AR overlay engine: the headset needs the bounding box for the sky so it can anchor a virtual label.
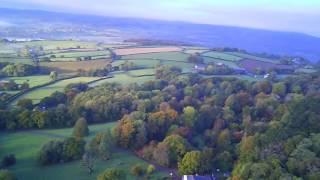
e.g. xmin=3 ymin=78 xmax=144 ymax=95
xmin=1 ymin=0 xmax=320 ymax=36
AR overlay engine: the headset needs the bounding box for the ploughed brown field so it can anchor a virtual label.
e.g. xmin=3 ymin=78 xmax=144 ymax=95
xmin=113 ymin=47 xmax=182 ymax=56
xmin=239 ymin=59 xmax=294 ymax=73
xmin=41 ymin=59 xmax=111 ymax=73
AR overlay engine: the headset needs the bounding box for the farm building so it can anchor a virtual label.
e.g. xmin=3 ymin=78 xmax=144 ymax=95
xmin=182 ymin=175 xmax=214 ymax=180
xmin=193 ymin=64 xmax=207 ymax=71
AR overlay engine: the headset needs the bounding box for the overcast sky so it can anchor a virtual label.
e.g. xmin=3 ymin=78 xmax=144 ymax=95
xmin=1 ymin=0 xmax=320 ymax=36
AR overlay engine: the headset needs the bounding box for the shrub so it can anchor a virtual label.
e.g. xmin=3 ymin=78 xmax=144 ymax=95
xmin=130 ymin=163 xmax=146 ymax=177
xmin=1 ymin=154 xmax=16 ymax=168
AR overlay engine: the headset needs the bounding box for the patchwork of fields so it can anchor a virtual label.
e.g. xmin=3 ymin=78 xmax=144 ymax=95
xmin=0 ymin=40 xmax=316 ymax=180
xmin=0 ymin=40 xmax=302 ymax=108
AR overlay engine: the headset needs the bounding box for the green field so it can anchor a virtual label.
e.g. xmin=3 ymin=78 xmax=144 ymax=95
xmin=112 ymin=59 xmax=160 ymax=68
xmin=202 ymin=51 xmax=243 ymax=61
xmin=0 ymin=57 xmax=33 ymax=64
xmin=183 ymin=48 xmax=209 ymax=54
xmin=127 ymin=69 xmax=156 ymax=76
xmin=227 ymin=52 xmax=279 ymax=63
xmin=11 ymin=77 xmax=101 ymax=105
xmin=203 ymin=57 xmax=240 ymax=68
xmin=41 ymin=50 xmax=110 ymax=60
xmin=0 ymin=122 xmax=166 ymax=180
xmin=89 ymin=73 xmax=155 ymax=87
xmin=201 ymin=74 xmax=258 ymax=81
xmin=122 ymin=52 xmax=189 ymax=62
xmin=19 ymin=40 xmax=98 ymax=50
xmin=3 ymin=75 xmax=52 ymax=88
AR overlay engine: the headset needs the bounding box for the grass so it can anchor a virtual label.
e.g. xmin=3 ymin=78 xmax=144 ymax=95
xmin=19 ymin=40 xmax=98 ymax=50
xmin=0 ymin=122 xmax=166 ymax=180
xmin=295 ymin=68 xmax=317 ymax=73
xmin=122 ymin=52 xmax=189 ymax=62
xmin=2 ymin=75 xmax=52 ymax=88
xmin=202 ymin=51 xmax=243 ymax=61
xmin=161 ymin=61 xmax=194 ymax=73
xmin=201 ymin=74 xmax=258 ymax=81
xmin=112 ymin=59 xmax=160 ymax=68
xmin=203 ymin=57 xmax=240 ymax=69
xmin=89 ymin=73 xmax=155 ymax=87
xmin=0 ymin=57 xmax=33 ymax=64
xmin=183 ymin=49 xmax=209 ymax=54
xmin=227 ymin=52 xmax=279 ymax=63
xmin=113 ymin=47 xmax=182 ymax=56
xmin=41 ymin=59 xmax=111 ymax=73
xmin=41 ymin=50 xmax=110 ymax=59
xmin=127 ymin=69 xmax=156 ymax=76
xmin=11 ymin=77 xmax=101 ymax=105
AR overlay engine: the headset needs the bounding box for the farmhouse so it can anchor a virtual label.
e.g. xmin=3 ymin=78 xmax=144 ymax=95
xmin=182 ymin=175 xmax=215 ymax=180
xmin=193 ymin=64 xmax=207 ymax=71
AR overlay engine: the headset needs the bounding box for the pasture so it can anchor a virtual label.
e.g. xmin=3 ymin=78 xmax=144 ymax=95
xmin=127 ymin=68 xmax=156 ymax=76
xmin=41 ymin=59 xmax=111 ymax=73
xmin=202 ymin=51 xmax=243 ymax=61
xmin=19 ymin=40 xmax=98 ymax=50
xmin=239 ymin=59 xmax=294 ymax=73
xmin=183 ymin=49 xmax=209 ymax=54
xmin=112 ymin=59 xmax=160 ymax=68
xmin=2 ymin=75 xmax=52 ymax=88
xmin=89 ymin=73 xmax=155 ymax=87
xmin=0 ymin=122 xmax=166 ymax=180
xmin=41 ymin=50 xmax=110 ymax=61
xmin=227 ymin=52 xmax=279 ymax=63
xmin=203 ymin=57 xmax=240 ymax=69
xmin=122 ymin=52 xmax=189 ymax=62
xmin=113 ymin=47 xmax=182 ymax=56
xmin=11 ymin=77 xmax=101 ymax=104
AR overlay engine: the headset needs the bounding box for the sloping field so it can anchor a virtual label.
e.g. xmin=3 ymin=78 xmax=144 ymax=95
xmin=184 ymin=49 xmax=209 ymax=54
xmin=203 ymin=51 xmax=243 ymax=61
xmin=114 ymin=47 xmax=182 ymax=56
xmin=227 ymin=52 xmax=279 ymax=63
xmin=112 ymin=59 xmax=160 ymax=68
xmin=42 ymin=50 xmax=110 ymax=59
xmin=122 ymin=52 xmax=189 ymax=62
xmin=0 ymin=57 xmax=33 ymax=64
xmin=41 ymin=59 xmax=111 ymax=73
xmin=203 ymin=57 xmax=240 ymax=68
xmin=11 ymin=77 xmax=101 ymax=104
xmin=127 ymin=69 xmax=156 ymax=76
xmin=89 ymin=73 xmax=154 ymax=87
xmin=239 ymin=59 xmax=294 ymax=73
xmin=19 ymin=40 xmax=98 ymax=50
xmin=3 ymin=75 xmax=51 ymax=88
xmin=0 ymin=122 xmax=166 ymax=180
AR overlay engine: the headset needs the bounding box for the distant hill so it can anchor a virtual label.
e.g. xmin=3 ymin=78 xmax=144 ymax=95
xmin=0 ymin=8 xmax=320 ymax=62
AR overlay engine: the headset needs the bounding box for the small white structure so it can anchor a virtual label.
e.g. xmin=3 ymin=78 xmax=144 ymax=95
xmin=264 ymin=73 xmax=270 ymax=79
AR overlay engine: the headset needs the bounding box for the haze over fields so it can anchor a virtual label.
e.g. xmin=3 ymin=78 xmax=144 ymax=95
xmin=0 ymin=8 xmax=320 ymax=62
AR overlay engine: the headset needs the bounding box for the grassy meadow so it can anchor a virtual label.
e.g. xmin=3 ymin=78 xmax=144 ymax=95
xmin=11 ymin=77 xmax=101 ymax=105
xmin=0 ymin=122 xmax=167 ymax=180
xmin=202 ymin=51 xmax=243 ymax=61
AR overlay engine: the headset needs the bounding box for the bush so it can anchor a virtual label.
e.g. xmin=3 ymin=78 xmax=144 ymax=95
xmin=146 ymin=164 xmax=156 ymax=175
xmin=38 ymin=137 xmax=85 ymax=165
xmin=0 ymin=169 xmax=17 ymax=180
xmin=130 ymin=163 xmax=146 ymax=177
xmin=17 ymin=99 xmax=33 ymax=110
xmin=1 ymin=154 xmax=16 ymax=168
xmin=72 ymin=118 xmax=89 ymax=138
xmin=97 ymin=168 xmax=126 ymax=180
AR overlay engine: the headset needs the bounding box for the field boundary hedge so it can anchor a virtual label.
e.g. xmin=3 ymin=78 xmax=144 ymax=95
xmin=5 ymin=75 xmax=79 ymax=106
